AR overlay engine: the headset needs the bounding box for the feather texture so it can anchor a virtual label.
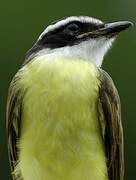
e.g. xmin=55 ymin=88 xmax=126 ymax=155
xmin=99 ymin=69 xmax=124 ymax=180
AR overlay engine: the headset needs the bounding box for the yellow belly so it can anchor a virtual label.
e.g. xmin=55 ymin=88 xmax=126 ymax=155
xmin=16 ymin=57 xmax=108 ymax=180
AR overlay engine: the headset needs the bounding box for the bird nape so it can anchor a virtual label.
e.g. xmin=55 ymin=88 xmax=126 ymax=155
xmin=7 ymin=16 xmax=133 ymax=180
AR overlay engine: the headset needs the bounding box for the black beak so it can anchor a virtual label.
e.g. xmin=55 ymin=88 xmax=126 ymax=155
xmin=77 ymin=21 xmax=133 ymax=39
xmin=102 ymin=21 xmax=133 ymax=36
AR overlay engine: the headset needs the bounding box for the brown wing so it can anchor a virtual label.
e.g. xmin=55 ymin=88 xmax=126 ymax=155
xmin=99 ymin=69 xmax=124 ymax=180
xmin=6 ymin=74 xmax=23 ymax=179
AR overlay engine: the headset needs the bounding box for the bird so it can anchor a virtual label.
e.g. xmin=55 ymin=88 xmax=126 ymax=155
xmin=7 ymin=16 xmax=133 ymax=180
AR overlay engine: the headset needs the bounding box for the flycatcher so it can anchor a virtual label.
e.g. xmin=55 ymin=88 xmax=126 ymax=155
xmin=7 ymin=16 xmax=133 ymax=180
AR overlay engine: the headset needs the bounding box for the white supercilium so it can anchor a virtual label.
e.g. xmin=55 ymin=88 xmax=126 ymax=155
xmin=38 ymin=16 xmax=103 ymax=40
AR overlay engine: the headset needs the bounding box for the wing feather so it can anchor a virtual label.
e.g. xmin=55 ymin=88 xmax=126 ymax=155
xmin=99 ymin=69 xmax=124 ymax=180
xmin=6 ymin=74 xmax=23 ymax=179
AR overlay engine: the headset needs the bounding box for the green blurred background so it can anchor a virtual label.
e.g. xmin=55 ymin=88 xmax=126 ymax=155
xmin=0 ymin=0 xmax=135 ymax=179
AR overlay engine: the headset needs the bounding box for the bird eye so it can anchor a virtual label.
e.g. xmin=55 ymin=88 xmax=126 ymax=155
xmin=66 ymin=23 xmax=79 ymax=33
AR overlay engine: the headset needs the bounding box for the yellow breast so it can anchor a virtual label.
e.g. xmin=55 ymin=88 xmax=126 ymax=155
xmin=16 ymin=57 xmax=108 ymax=180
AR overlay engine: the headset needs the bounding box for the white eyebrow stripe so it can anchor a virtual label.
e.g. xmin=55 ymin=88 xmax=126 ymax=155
xmin=38 ymin=16 xmax=103 ymax=40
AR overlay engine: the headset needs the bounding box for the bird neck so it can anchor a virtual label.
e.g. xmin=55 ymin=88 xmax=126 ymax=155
xmin=27 ymin=38 xmax=114 ymax=67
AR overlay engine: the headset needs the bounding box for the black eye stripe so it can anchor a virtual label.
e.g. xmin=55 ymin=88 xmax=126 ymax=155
xmin=35 ymin=20 xmax=105 ymax=53
xmin=38 ymin=21 xmax=105 ymax=47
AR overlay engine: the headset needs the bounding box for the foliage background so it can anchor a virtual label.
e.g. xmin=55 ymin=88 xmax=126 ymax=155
xmin=0 ymin=0 xmax=135 ymax=179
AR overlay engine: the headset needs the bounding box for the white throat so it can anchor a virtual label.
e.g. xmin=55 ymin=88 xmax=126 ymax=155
xmin=34 ymin=38 xmax=115 ymax=67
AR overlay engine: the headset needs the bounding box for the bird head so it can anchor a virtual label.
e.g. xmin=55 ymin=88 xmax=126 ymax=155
xmin=26 ymin=16 xmax=133 ymax=67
